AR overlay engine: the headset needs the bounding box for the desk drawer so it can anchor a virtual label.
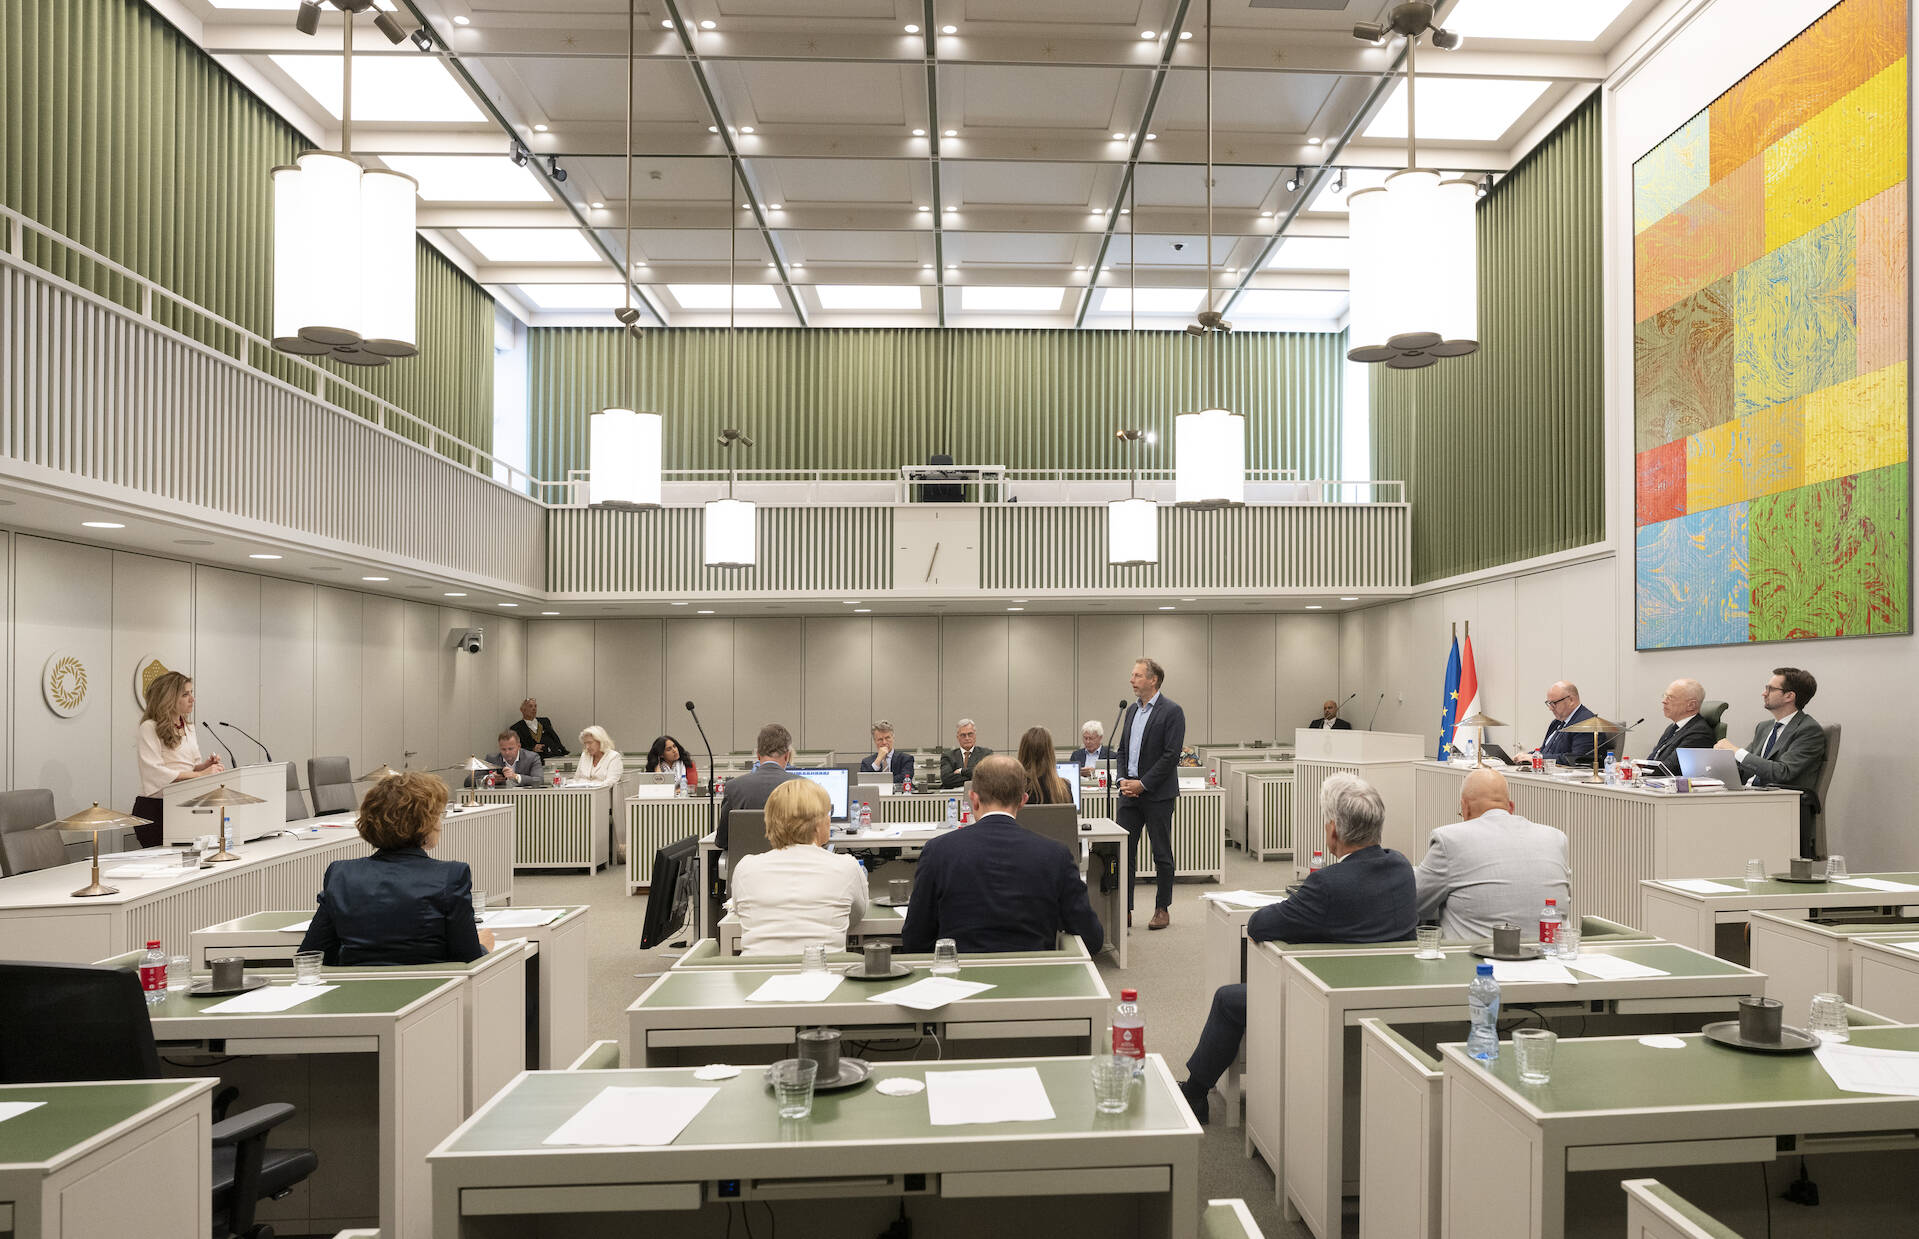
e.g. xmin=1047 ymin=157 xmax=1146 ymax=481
xmin=942 ymin=1167 xmax=1169 ymax=1197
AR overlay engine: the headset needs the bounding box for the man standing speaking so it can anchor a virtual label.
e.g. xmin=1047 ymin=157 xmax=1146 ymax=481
xmin=1115 ymin=657 xmax=1186 ymax=931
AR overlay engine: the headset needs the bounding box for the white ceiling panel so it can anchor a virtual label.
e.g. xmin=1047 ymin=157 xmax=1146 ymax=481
xmin=566 ymin=157 xmax=737 ymax=203
xmin=1363 ymin=77 xmax=1553 ymax=143
xmin=780 ymin=231 xmax=923 ymax=263
xmin=943 ymin=162 xmax=1107 ymax=207
xmin=944 ymin=233 xmax=1081 ymax=265
xmin=632 ymin=229 xmax=773 ymax=262
xmin=459 ymin=228 xmax=600 ymax=262
xmin=1232 ymin=289 xmax=1350 ymax=318
xmin=1265 ymin=234 xmax=1349 ymax=270
xmin=513 ymin=283 xmax=628 ymax=310
xmin=729 ymin=62 xmax=914 ymax=126
xmin=749 ymin=159 xmax=922 ymax=205
xmin=510 ymin=58 xmax=709 ymax=124
xmin=380 ymin=155 xmax=552 ymax=202
xmin=1133 ymin=163 xmax=1284 ymax=209
xmin=959 ymin=286 xmax=1069 ymax=312
xmin=1151 ymin=69 xmax=1342 ymax=134
xmin=959 ymin=0 xmax=1155 ymax=22
xmin=945 ymin=66 xmax=1138 ymax=130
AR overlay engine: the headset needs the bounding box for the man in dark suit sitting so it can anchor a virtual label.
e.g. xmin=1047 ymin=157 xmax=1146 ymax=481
xmin=509 ymin=698 xmax=569 ymax=760
xmin=468 ymin=730 xmax=544 ymax=787
xmin=1538 ymin=680 xmax=1607 ymax=766
xmin=901 ymin=756 xmax=1104 ymax=955
xmin=718 ymin=722 xmax=802 ymax=851
xmin=938 ymin=719 xmax=993 ymax=789
xmin=859 ymin=720 xmax=915 ymax=786
xmin=1306 ymin=699 xmax=1352 ymax=730
xmin=1116 ymin=657 xmax=1187 ymax=930
xmin=1717 ymin=667 xmax=1829 ymax=857
xmin=1178 ymin=773 xmax=1416 ymax=1122
xmin=1646 ymin=678 xmax=1716 ymax=772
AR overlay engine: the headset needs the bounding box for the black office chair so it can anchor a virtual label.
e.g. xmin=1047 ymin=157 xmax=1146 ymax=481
xmin=725 ymin=809 xmax=773 ymax=877
xmin=920 ymin=453 xmax=965 ymax=503
xmin=0 ymin=962 xmax=318 ymax=1239
xmin=0 ymin=788 xmax=63 ymax=877
xmin=1016 ymin=803 xmax=1082 ymax=853
xmin=306 ymin=756 xmax=355 ymax=815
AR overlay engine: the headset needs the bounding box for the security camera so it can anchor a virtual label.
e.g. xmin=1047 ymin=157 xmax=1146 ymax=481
xmin=1171 ymin=242 xmax=1185 ymax=251
xmin=449 ymin=627 xmax=485 ymax=654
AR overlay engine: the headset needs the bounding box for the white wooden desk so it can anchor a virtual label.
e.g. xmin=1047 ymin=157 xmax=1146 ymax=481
xmin=464 ymin=783 xmax=612 ymax=873
xmin=1200 ymin=892 xmax=1289 ymax=1129
xmin=1416 ymin=763 xmax=1801 ymax=924
xmin=1640 ymin=872 xmax=1919 ymax=954
xmin=1747 ymin=909 xmax=1919 ymax=1018
xmin=428 ymin=1054 xmax=1200 ymax=1239
xmin=670 ymin=937 xmax=1091 ymax=970
xmin=1852 ymin=935 xmax=1919 ymax=1022
xmin=150 ymin=976 xmax=465 ymax=1239
xmin=0 ymin=1078 xmax=213 ymax=1239
xmin=0 ymin=806 xmax=513 ymax=963
xmin=715 ymin=903 xmax=906 ymax=955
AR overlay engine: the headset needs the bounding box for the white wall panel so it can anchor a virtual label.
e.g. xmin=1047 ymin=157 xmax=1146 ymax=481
xmin=1144 ymin=614 xmax=1210 ymax=742
xmin=360 ymin=595 xmax=406 ymax=775
xmin=314 ymin=589 xmax=364 ymax=773
xmin=941 ymin=617 xmax=1010 ymax=752
xmin=110 ymin=551 xmax=191 ymax=812
xmin=1076 ymin=615 xmax=1142 ymax=743
xmin=733 ymin=619 xmax=803 ymax=753
xmin=593 ymin=620 xmax=664 ymax=762
xmin=191 ymin=568 xmax=261 ymax=761
xmin=257 ymin=578 xmax=315 ymax=783
xmin=666 ymin=620 xmax=737 ymax=756
xmin=14 ymin=537 xmax=111 ymax=815
xmin=1209 ymin=615 xmax=1278 ymax=744
xmin=1006 ymin=616 xmax=1077 ymax=751
xmin=871 ymin=619 xmax=938 ymax=750
xmin=440 ymin=607 xmax=481 ymax=773
xmin=484 ymin=618 xmax=528 ymax=758
xmin=402 ymin=603 xmax=442 ymax=775
xmin=802 ymin=618 xmax=873 ymax=755
xmin=526 ymin=620 xmax=595 ymax=752
xmin=1275 ymin=615 xmax=1344 ymax=740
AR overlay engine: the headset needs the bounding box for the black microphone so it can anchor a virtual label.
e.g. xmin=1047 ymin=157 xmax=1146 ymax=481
xmin=1108 ymin=698 xmax=1129 ymax=793
xmin=685 ymin=699 xmax=720 ymax=927
xmin=684 ymin=701 xmax=716 ymax=795
xmin=1336 ymin=691 xmax=1356 ymax=713
xmin=1365 ymin=691 xmax=1386 ymax=730
xmin=218 ymin=720 xmax=273 ymax=763
xmin=204 ymin=722 xmax=238 ymax=768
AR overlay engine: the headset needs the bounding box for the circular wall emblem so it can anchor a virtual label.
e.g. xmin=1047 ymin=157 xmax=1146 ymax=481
xmin=134 ymin=654 xmax=173 ymax=708
xmin=43 ymin=651 xmax=89 ymax=718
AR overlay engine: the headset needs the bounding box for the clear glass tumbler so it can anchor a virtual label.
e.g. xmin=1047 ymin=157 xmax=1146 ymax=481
xmin=1513 ymin=1028 xmax=1557 ymax=1083
xmin=292 ymin=950 xmax=324 ymax=986
xmin=1809 ymin=992 xmax=1849 ymax=1042
xmin=931 ymin=938 xmax=960 ymax=975
xmin=1556 ymin=926 xmax=1581 ymax=959
xmin=801 ymin=944 xmax=828 ymax=974
xmin=166 ymin=955 xmax=192 ymax=991
xmin=1414 ymin=925 xmax=1444 ymax=960
xmin=1744 ymin=858 xmax=1767 ymax=885
xmin=1825 ymin=855 xmax=1849 ymax=880
xmin=472 ymin=889 xmax=488 ymax=923
xmin=1090 ymin=1056 xmax=1133 ymax=1114
xmin=771 ymin=1058 xmax=819 ymax=1119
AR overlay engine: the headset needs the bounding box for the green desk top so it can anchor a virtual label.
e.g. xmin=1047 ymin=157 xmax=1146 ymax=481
xmin=200 ymin=910 xmax=314 ymax=932
xmin=1637 ymin=1183 xmax=1741 ymax=1239
xmin=637 ymin=962 xmax=1100 ymax=1009
xmin=1659 ymin=874 xmax=1919 ymax=897
xmin=1201 ymin=1201 xmax=1254 ymax=1239
xmin=1468 ymin=1026 xmax=1919 ymax=1114
xmin=149 ymin=976 xmax=453 ymax=1020
xmin=0 ymin=1080 xmax=206 ymax=1165
xmin=1296 ymin=942 xmax=1751 ymax=991
xmin=444 ymin=1056 xmax=1187 ymax=1152
xmin=679 ymin=947 xmax=1084 ymax=969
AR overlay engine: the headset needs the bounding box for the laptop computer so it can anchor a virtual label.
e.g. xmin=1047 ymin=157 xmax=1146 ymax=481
xmin=1677 ymin=748 xmax=1742 ymax=785
xmin=647 ymin=770 xmax=676 ymax=785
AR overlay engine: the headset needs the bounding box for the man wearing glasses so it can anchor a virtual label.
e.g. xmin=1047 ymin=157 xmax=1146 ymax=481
xmin=1537 ymin=681 xmax=1602 ymax=766
xmin=1716 ymin=668 xmax=1828 ymax=858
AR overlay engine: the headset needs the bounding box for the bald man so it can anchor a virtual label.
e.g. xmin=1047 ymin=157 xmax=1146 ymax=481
xmin=1537 ymin=680 xmax=1602 ymax=766
xmin=1306 ymin=699 xmax=1352 ymax=730
xmin=1413 ymin=769 xmax=1570 ymax=942
xmin=1646 ymin=679 xmax=1715 ymax=772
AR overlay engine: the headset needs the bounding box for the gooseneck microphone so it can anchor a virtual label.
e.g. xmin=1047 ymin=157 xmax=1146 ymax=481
xmin=1108 ymin=698 xmax=1130 ymax=794
xmin=218 ymin=720 xmax=274 ymax=763
xmin=1364 ymin=691 xmax=1386 ymax=730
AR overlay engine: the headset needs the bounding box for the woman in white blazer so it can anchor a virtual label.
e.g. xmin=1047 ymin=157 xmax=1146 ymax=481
xmin=576 ymin=726 xmax=624 ymax=784
xmin=728 ymin=779 xmax=869 ymax=956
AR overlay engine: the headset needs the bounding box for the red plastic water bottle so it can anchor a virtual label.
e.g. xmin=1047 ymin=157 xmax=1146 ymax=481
xmin=1112 ymin=988 xmax=1145 ymax=1061
xmin=139 ymin=941 xmax=166 ymax=1006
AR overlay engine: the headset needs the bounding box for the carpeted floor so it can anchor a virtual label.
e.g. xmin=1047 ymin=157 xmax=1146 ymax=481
xmin=514 ymin=841 xmax=1328 ymax=1238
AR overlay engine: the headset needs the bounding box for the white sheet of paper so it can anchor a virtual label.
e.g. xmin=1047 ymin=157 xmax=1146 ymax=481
xmin=482 ymin=908 xmax=565 ymax=929
xmin=1891 ymin=941 xmax=1919 ymax=958
xmin=873 ymin=976 xmax=995 ymax=1011
xmin=542 ymin=1085 xmax=719 ymax=1146
xmin=870 ymin=904 xmax=902 ymax=919
xmin=1199 ymin=890 xmax=1287 ymax=908
xmin=1661 ymin=878 xmax=1745 ymax=894
xmin=1561 ymin=954 xmax=1670 ymax=980
xmin=203 ymin=984 xmax=338 ymax=1014
xmin=746 ymin=973 xmax=843 ymax=1003
xmin=0 ymin=1101 xmax=46 ymax=1123
xmin=279 ymin=919 xmax=312 ymax=933
xmin=924 ymin=1066 xmax=1055 ymax=1126
xmin=101 ymin=863 xmax=184 ymax=879
xmin=1814 ymin=1042 xmax=1919 ymax=1097
xmin=1490 ymin=959 xmax=1578 ymax=984
xmin=1832 ymin=877 xmax=1919 ymax=893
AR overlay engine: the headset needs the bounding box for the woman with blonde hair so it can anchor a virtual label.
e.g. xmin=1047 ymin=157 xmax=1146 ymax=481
xmin=1017 ymin=726 xmax=1072 ymax=805
xmin=131 ymin=670 xmax=223 ymax=847
xmin=727 ymin=779 xmax=869 ymax=956
xmin=299 ymin=771 xmax=494 ymax=965
xmin=576 ymin=726 xmax=624 ymax=783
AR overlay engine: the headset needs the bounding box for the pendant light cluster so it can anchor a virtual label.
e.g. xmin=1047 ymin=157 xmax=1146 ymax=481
xmin=1346 ymin=3 xmax=1477 ymax=368
xmin=702 ymin=166 xmax=757 ymax=568
xmin=589 ymin=1 xmax=663 ymax=507
xmin=272 ymin=1 xmax=417 ymax=365
xmin=1173 ymin=0 xmax=1246 ymax=509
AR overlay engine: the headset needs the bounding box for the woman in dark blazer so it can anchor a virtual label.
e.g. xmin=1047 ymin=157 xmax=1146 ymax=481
xmin=299 ymin=772 xmax=494 ymax=966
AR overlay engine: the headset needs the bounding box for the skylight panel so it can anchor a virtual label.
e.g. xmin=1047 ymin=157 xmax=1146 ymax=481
xmin=669 ymin=284 xmax=783 ymax=310
xmin=960 ymin=287 xmax=1066 ymax=312
xmin=1265 ymin=237 xmax=1350 ymax=271
xmin=515 ymin=284 xmax=628 ymax=310
xmin=1232 ymin=290 xmax=1350 ymax=319
xmin=379 ymin=156 xmax=550 ymax=203
xmin=1096 ymin=288 xmax=1202 ymax=314
xmin=815 ymin=285 xmax=925 ymax=310
xmin=1445 ymin=0 xmax=1636 ymax=43
xmin=458 ymin=229 xmax=600 ymax=263
xmin=1363 ymin=78 xmax=1552 ymax=143
xmin=270 ymin=54 xmax=485 ymax=123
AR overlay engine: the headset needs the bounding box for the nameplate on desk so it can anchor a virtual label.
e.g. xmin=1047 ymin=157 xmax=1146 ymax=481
xmin=1177 ymin=777 xmax=1207 ymax=790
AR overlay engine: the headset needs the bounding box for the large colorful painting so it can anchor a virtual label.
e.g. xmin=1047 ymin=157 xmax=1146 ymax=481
xmin=1633 ymin=0 xmax=1910 ymax=649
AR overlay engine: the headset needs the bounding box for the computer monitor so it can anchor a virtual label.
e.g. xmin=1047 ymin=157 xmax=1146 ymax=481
xmin=1054 ymin=763 xmax=1084 ymax=811
xmin=789 ymin=768 xmax=851 ymax=822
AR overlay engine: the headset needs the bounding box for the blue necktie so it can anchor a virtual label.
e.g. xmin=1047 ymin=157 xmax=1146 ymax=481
xmin=1762 ymin=720 xmax=1784 ymax=759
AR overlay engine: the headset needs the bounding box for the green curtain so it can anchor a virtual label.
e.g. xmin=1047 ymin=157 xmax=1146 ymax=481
xmin=0 ymin=0 xmax=494 ymax=457
xmin=1371 ymin=94 xmax=1604 ymax=582
xmin=528 ymin=327 xmax=1347 ymax=480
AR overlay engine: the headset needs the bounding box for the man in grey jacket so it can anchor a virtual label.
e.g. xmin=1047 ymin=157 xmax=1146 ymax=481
xmin=1413 ymin=768 xmax=1570 ymax=941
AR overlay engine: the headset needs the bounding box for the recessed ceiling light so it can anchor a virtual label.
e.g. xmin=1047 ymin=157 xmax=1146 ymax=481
xmin=940 ymin=24 xmax=956 ymax=34
xmin=452 ymin=13 xmax=469 ymax=24
xmin=944 ymin=205 xmax=957 ymax=213
xmin=738 ymin=125 xmax=754 ymax=134
xmin=911 ymin=128 xmax=926 ymax=136
xmin=361 ymin=576 xmax=389 ymax=581
xmin=532 ymin=123 xmax=548 ymax=133
xmin=1180 ymin=31 xmax=1193 ymax=39
xmin=541 ymin=611 xmax=559 ymax=615
xmin=1260 ymin=210 xmax=1273 ymax=217
xmin=696 ymin=609 xmax=715 ymax=615
xmin=632 ymin=262 xmax=648 ymax=270
xmin=699 ymin=19 xmax=715 ymax=29
xmin=1074 ymin=265 xmax=1086 ymax=271
xmin=1119 ymin=207 xmax=1130 ymax=215
xmin=942 ymin=129 xmax=957 ymax=137
xmin=903 ymin=23 xmax=919 ymax=33
xmin=917 ymin=205 xmax=930 ymax=212
xmin=1307 ymin=136 xmax=1322 ymax=146
xmin=767 ymin=262 xmax=777 ymax=269
xmin=791 ymin=263 xmax=804 ymax=270
xmin=444 ymin=592 xmax=466 ymax=597
xmin=661 ymin=18 xmax=673 ymax=27
xmin=590 ymin=201 xmax=604 ymax=209
xmin=922 ymin=263 xmax=933 ymax=269
xmin=1159 ymin=606 xmax=1176 ymax=611
xmin=1305 ymin=604 xmax=1323 ymax=610
xmin=768 ymin=203 xmax=782 ymax=211
xmin=1090 ymin=207 xmax=1103 ymax=215
xmin=1340 ymin=596 xmax=1359 ymax=601
xmin=842 ymin=599 xmax=861 ymax=605
xmin=1145 ymin=133 xmax=1157 ymax=141
xmin=945 ymin=264 xmax=957 ymax=270
xmin=854 ymin=608 xmax=872 ymax=613
xmin=1140 ymin=30 xmax=1156 ymax=39
xmin=672 ymin=601 xmax=689 ymax=606
xmin=1181 ymin=597 xmax=1197 ymax=602
xmin=708 ymin=125 xmax=719 ymax=133
xmin=498 ymin=602 xmax=518 ymax=607
xmin=1007 ymin=606 xmax=1024 ymax=612
xmin=81 ymin=521 xmax=125 ymax=529
xmin=1113 ymin=132 xmax=1127 ymax=140
xmin=174 ymin=539 xmax=214 ymax=546
xmin=248 ymin=553 xmax=282 ymax=560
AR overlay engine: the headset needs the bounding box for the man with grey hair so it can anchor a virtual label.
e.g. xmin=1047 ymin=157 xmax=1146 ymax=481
xmin=1646 ymin=678 xmax=1713 ymax=772
xmin=1176 ymin=772 xmax=1416 ymax=1123
xmin=938 ymin=718 xmax=993 ymax=789
xmin=860 ymin=719 xmax=914 ymax=786
xmin=1068 ymin=720 xmax=1115 ymax=770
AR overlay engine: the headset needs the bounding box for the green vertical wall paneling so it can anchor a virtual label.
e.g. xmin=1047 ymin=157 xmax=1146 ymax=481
xmin=1370 ymin=94 xmax=1604 ymax=582
xmin=0 ymin=0 xmax=493 ymax=457
xmin=528 ymin=327 xmax=1347 ymax=479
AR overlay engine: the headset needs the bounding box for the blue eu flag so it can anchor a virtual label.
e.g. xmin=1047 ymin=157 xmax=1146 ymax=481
xmin=1437 ymin=636 xmax=1462 ymax=760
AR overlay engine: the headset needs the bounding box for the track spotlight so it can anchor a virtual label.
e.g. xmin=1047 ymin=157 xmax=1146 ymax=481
xmin=509 ymin=143 xmax=529 ymax=168
xmin=1331 ymin=167 xmax=1346 ymax=193
xmin=1431 ymin=26 xmax=1463 ymax=50
xmin=1285 ymin=166 xmax=1300 ymax=193
xmin=614 ymin=306 xmax=642 ymax=326
xmin=1351 ymin=20 xmax=1386 ymax=44
xmin=372 ymin=10 xmax=407 ymax=43
xmin=294 ymin=0 xmax=321 ymax=35
xmin=409 ymin=25 xmax=434 ymax=52
xmin=547 ymin=156 xmax=567 ymax=182
xmin=1477 ymin=172 xmax=1494 ymax=198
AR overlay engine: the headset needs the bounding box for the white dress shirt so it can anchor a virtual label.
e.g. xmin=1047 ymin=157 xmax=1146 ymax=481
xmin=136 ymin=719 xmax=205 ymax=797
xmin=728 ymin=844 xmax=871 ymax=956
xmin=577 ymin=750 xmax=624 ymax=784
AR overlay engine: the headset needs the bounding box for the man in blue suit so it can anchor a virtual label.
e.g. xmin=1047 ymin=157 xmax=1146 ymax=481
xmin=901 ymin=756 xmax=1104 ymax=955
xmin=1177 ymin=773 xmax=1416 ymax=1122
xmin=1115 ymin=657 xmax=1187 ymax=929
xmin=858 ymin=720 xmax=915 ymax=786
xmin=1538 ymin=680 xmax=1609 ymax=767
